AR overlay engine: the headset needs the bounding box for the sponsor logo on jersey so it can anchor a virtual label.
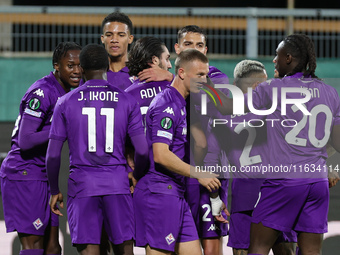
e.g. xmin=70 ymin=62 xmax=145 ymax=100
xmin=207 ymin=224 xmax=220 ymax=231
xmin=24 ymin=108 xmax=42 ymax=118
xmin=33 ymin=88 xmax=45 ymax=98
xmin=160 ymin=117 xmax=173 ymax=130
xmin=157 ymin=130 xmax=173 ymax=140
xmin=165 ymin=233 xmax=175 ymax=245
xmin=182 ymin=127 xmax=187 ymax=135
xmin=163 ymin=107 xmax=174 ymax=115
xmin=181 ymin=109 xmax=185 ymax=116
xmin=33 ymin=218 xmax=43 ymax=230
xmin=28 ymin=98 xmax=41 ymax=110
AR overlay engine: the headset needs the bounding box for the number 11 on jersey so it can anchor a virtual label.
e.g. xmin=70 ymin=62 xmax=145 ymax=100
xmin=82 ymin=107 xmax=114 ymax=153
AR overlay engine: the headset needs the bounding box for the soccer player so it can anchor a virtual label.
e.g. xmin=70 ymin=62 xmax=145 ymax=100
xmin=213 ymin=60 xmax=297 ymax=255
xmin=175 ymin=25 xmax=230 ymax=255
xmin=205 ymin=34 xmax=340 ymax=255
xmin=133 ymin=49 xmax=223 ymax=255
xmin=46 ymin=44 xmax=149 ymax=255
xmin=125 ymin=36 xmax=172 ymax=127
xmin=0 ymin=41 xmax=82 ymax=255
xmin=101 ymin=11 xmax=135 ymax=89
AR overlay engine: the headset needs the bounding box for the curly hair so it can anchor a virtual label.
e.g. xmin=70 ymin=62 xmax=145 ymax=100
xmin=283 ymin=34 xmax=318 ymax=78
xmin=52 ymin=42 xmax=82 ymax=67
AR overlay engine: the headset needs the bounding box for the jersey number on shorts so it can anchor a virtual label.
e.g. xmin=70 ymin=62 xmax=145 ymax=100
xmin=82 ymin=107 xmax=114 ymax=153
xmin=285 ymin=104 xmax=332 ymax=147
xmin=202 ymin=204 xmax=212 ymax=222
xmin=234 ymin=124 xmax=262 ymax=166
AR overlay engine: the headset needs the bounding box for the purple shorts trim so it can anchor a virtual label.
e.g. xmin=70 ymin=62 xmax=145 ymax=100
xmin=252 ymin=180 xmax=329 ymax=234
xmin=1 ymin=177 xmax=50 ymax=235
xmin=134 ymin=185 xmax=198 ymax=252
xmin=185 ymin=179 xmax=229 ymax=238
xmin=67 ymin=194 xmax=134 ymax=245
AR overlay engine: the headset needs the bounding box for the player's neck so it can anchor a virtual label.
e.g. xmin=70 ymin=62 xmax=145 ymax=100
xmin=83 ymin=71 xmax=107 ymax=82
xmin=109 ymin=55 xmax=127 ymax=72
xmin=171 ymin=77 xmax=189 ymax=99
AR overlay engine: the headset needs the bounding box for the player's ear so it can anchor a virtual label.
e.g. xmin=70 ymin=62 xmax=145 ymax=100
xmin=152 ymin=56 xmax=159 ymax=66
xmin=54 ymin=62 xmax=59 ymax=72
xmin=204 ymin=46 xmax=208 ymax=55
xmin=286 ymin=53 xmax=293 ymax=64
xmin=100 ymin=34 xmax=105 ymax=44
xmin=178 ymin=67 xmax=185 ymax=80
xmin=174 ymin=43 xmax=181 ymax=55
xmin=252 ymin=81 xmax=260 ymax=90
xmin=128 ymin=34 xmax=134 ymax=44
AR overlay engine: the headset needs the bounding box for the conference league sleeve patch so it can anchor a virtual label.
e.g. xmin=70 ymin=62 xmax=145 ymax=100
xmin=24 ymin=98 xmax=42 ymax=117
xmin=160 ymin=117 xmax=173 ymax=130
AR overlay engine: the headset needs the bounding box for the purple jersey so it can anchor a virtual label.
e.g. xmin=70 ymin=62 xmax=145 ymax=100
xmin=49 ymin=79 xmax=144 ymax=197
xmin=125 ymin=79 xmax=170 ymax=126
xmin=250 ymin=73 xmax=340 ymax=185
xmin=210 ymin=112 xmax=267 ymax=212
xmin=107 ymin=67 xmax=134 ymax=91
xmin=0 ymin=72 xmax=66 ymax=181
xmin=143 ymin=86 xmax=187 ymax=196
xmin=187 ymin=66 xmax=229 ymax=183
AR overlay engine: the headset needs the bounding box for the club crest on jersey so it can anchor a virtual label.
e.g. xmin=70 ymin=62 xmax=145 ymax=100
xmin=160 ymin=117 xmax=173 ymax=130
xmin=33 ymin=88 xmax=45 ymax=98
xmin=33 ymin=218 xmax=43 ymax=230
xmin=165 ymin=233 xmax=175 ymax=245
xmin=163 ymin=107 xmax=174 ymax=115
xmin=29 ymin=98 xmax=41 ymax=110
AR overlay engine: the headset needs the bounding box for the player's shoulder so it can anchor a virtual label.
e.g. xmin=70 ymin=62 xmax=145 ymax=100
xmin=151 ymin=87 xmax=184 ymax=114
xmin=208 ymin=65 xmax=228 ymax=79
xmin=24 ymin=72 xmax=60 ymax=100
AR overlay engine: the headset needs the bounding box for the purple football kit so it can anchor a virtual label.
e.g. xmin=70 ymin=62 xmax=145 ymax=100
xmin=210 ymin=111 xmax=296 ymax=248
xmin=134 ymin=86 xmax=198 ymax=251
xmin=48 ymin=79 xmax=144 ymax=245
xmin=107 ymin=67 xmax=135 ymax=91
xmin=125 ymin=79 xmax=170 ymax=126
xmin=186 ymin=66 xmax=229 ymax=238
xmin=249 ymin=73 xmax=340 ymax=234
xmin=0 ymin=72 xmax=63 ymax=235
xmin=80 ymin=66 xmax=134 ymax=90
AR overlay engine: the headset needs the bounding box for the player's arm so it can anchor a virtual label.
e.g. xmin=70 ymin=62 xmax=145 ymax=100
xmin=153 ymin=142 xmax=221 ymax=192
xmin=138 ymin=63 xmax=174 ymax=83
xmin=329 ymin=127 xmax=340 ymax=187
xmin=18 ymin=116 xmax=50 ymax=151
xmin=46 ymin=138 xmax=64 ymax=216
xmin=190 ymin=120 xmax=207 ymax=167
xmin=130 ymin=134 xmax=149 ymax=181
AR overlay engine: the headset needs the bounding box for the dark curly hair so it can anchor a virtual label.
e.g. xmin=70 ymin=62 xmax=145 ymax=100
xmin=52 ymin=42 xmax=82 ymax=67
xmin=127 ymin=36 xmax=166 ymax=76
xmin=283 ymin=34 xmax=318 ymax=78
xmin=80 ymin=44 xmax=109 ymax=71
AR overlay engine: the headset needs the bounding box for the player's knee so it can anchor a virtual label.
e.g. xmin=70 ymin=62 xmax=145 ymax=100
xmin=203 ymin=245 xmax=219 ymax=255
xmin=45 ymin=243 xmax=62 ymax=255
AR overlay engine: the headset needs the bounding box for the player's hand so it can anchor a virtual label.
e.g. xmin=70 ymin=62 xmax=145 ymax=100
xmin=126 ymin=153 xmax=135 ymax=171
xmin=214 ymin=202 xmax=230 ymax=223
xmin=138 ymin=64 xmax=173 ymax=82
xmin=128 ymin=171 xmax=138 ymax=194
xmin=196 ymin=172 xmax=221 ymax=192
xmin=210 ymin=195 xmax=229 ymax=223
xmin=328 ymin=170 xmax=340 ymax=188
xmin=49 ymin=192 xmax=64 ymax=216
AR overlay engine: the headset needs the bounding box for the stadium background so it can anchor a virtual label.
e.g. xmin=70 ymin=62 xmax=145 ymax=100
xmin=1 ymin=2 xmax=340 ymax=254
